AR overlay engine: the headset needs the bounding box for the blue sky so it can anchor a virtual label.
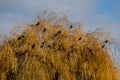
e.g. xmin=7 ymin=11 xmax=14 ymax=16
xmin=98 ymin=0 xmax=120 ymax=21
xmin=0 ymin=0 xmax=120 ymax=40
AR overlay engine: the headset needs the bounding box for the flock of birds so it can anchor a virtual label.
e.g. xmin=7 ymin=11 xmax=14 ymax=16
xmin=1 ymin=20 xmax=111 ymax=80
xmin=17 ymin=21 xmax=109 ymax=54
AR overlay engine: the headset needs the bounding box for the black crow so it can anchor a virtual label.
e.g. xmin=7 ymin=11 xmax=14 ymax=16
xmin=57 ymin=30 xmax=61 ymax=34
xmin=84 ymin=58 xmax=87 ymax=62
xmin=18 ymin=35 xmax=25 ymax=40
xmin=54 ymin=30 xmax=61 ymax=37
xmin=36 ymin=22 xmax=39 ymax=26
xmin=70 ymin=49 xmax=74 ymax=53
xmin=28 ymin=43 xmax=30 ymax=45
xmin=40 ymin=45 xmax=44 ymax=48
xmin=47 ymin=45 xmax=51 ymax=48
xmin=70 ymin=25 xmax=73 ymax=29
xmin=78 ymin=37 xmax=82 ymax=41
xmin=88 ymin=48 xmax=92 ymax=53
xmin=32 ymin=44 xmax=35 ymax=49
xmin=53 ymin=69 xmax=59 ymax=80
xmin=41 ymin=61 xmax=45 ymax=64
xmin=43 ymin=28 xmax=46 ymax=33
xmin=101 ymin=45 xmax=105 ymax=48
xmin=104 ymin=40 xmax=108 ymax=43
xmin=41 ymin=42 xmax=44 ymax=44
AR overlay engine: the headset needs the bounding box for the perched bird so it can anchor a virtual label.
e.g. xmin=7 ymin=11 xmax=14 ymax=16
xmin=32 ymin=44 xmax=35 ymax=49
xmin=101 ymin=44 xmax=105 ymax=48
xmin=28 ymin=43 xmax=30 ymax=45
xmin=78 ymin=37 xmax=82 ymax=41
xmin=36 ymin=22 xmax=40 ymax=26
xmin=84 ymin=58 xmax=87 ymax=62
xmin=41 ymin=42 xmax=44 ymax=44
xmin=54 ymin=34 xmax=58 ymax=37
xmin=54 ymin=30 xmax=61 ymax=37
xmin=53 ymin=69 xmax=59 ymax=80
xmin=41 ymin=61 xmax=45 ymax=64
xmin=43 ymin=28 xmax=46 ymax=33
xmin=104 ymin=40 xmax=108 ymax=43
xmin=40 ymin=45 xmax=43 ymax=48
xmin=70 ymin=25 xmax=73 ymax=29
xmin=47 ymin=45 xmax=51 ymax=48
xmin=18 ymin=35 xmax=25 ymax=40
xmin=57 ymin=30 xmax=61 ymax=34
xmin=70 ymin=49 xmax=74 ymax=53
xmin=88 ymin=48 xmax=94 ymax=54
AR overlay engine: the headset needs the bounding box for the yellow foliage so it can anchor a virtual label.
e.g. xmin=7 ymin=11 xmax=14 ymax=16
xmin=0 ymin=11 xmax=119 ymax=80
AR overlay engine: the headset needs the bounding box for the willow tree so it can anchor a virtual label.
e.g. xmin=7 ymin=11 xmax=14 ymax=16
xmin=0 ymin=10 xmax=119 ymax=80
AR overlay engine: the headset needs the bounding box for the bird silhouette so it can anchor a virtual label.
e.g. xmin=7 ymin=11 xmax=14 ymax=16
xmin=101 ymin=44 xmax=105 ymax=48
xmin=84 ymin=58 xmax=87 ymax=62
xmin=70 ymin=25 xmax=73 ymax=29
xmin=53 ymin=69 xmax=59 ymax=80
xmin=54 ymin=30 xmax=61 ymax=37
xmin=18 ymin=35 xmax=25 ymax=40
xmin=41 ymin=42 xmax=44 ymax=44
xmin=78 ymin=37 xmax=82 ymax=41
xmin=104 ymin=40 xmax=108 ymax=43
xmin=58 ymin=30 xmax=61 ymax=34
xmin=47 ymin=45 xmax=51 ymax=48
xmin=43 ymin=28 xmax=46 ymax=33
xmin=32 ymin=44 xmax=35 ymax=49
xmin=28 ymin=43 xmax=30 ymax=45
xmin=36 ymin=22 xmax=39 ymax=26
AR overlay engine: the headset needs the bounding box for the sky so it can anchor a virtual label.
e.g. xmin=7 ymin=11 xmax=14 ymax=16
xmin=0 ymin=0 xmax=120 ymax=41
